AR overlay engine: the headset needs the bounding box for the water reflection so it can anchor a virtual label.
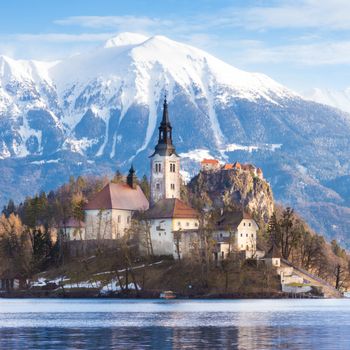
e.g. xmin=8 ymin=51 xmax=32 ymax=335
xmin=0 ymin=324 xmax=349 ymax=350
xmin=0 ymin=299 xmax=350 ymax=349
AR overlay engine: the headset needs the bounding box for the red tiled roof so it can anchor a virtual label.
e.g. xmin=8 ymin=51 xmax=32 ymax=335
xmin=217 ymin=210 xmax=256 ymax=229
xmin=223 ymin=163 xmax=233 ymax=170
xmin=201 ymin=158 xmax=219 ymax=165
xmin=233 ymin=162 xmax=241 ymax=169
xmin=243 ymin=211 xmax=253 ymax=220
xmin=144 ymin=198 xmax=198 ymax=219
xmin=84 ymin=183 xmax=149 ymax=211
xmin=257 ymin=168 xmax=263 ymax=173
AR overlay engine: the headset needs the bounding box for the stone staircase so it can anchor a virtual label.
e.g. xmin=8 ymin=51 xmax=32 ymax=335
xmin=281 ymin=259 xmax=342 ymax=298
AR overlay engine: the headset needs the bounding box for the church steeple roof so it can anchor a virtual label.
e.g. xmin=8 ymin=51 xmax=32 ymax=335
xmin=161 ymin=95 xmax=170 ymax=126
xmin=150 ymin=95 xmax=178 ymax=157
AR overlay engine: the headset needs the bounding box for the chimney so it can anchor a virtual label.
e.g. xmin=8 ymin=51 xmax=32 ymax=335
xmin=127 ymin=165 xmax=137 ymax=189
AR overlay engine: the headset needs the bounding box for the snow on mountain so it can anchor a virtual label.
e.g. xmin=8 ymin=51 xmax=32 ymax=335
xmin=0 ymin=32 xmax=299 ymax=159
xmin=1 ymin=33 xmax=350 ymax=245
xmin=303 ymin=87 xmax=350 ymax=115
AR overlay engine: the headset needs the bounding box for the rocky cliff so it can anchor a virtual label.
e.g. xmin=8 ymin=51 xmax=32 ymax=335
xmin=188 ymin=168 xmax=274 ymax=222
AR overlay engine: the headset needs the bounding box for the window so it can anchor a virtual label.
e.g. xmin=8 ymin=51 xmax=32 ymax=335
xmin=156 ymin=183 xmax=160 ymax=190
xmin=195 ymin=222 xmax=198 ymax=227
xmin=240 ymin=233 xmax=242 ymax=237
xmin=251 ymin=233 xmax=254 ymax=237
xmin=178 ymin=222 xmax=181 ymax=226
xmin=170 ymin=163 xmax=176 ymax=172
xmin=186 ymin=222 xmax=189 ymax=227
xmin=171 ymin=183 xmax=175 ymax=190
xmin=155 ymin=163 xmax=162 ymax=173
xmin=117 ymin=215 xmax=121 ymax=223
xmin=243 ymin=222 xmax=246 ymax=226
xmin=249 ymin=223 xmax=251 ymax=227
xmin=246 ymin=234 xmax=248 ymax=237
xmin=127 ymin=216 xmax=130 ymax=224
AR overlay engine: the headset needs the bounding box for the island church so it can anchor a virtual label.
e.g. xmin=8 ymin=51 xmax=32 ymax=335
xmin=61 ymin=97 xmax=259 ymax=260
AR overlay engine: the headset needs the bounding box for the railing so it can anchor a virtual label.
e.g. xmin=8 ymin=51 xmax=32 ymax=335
xmin=281 ymin=258 xmax=339 ymax=293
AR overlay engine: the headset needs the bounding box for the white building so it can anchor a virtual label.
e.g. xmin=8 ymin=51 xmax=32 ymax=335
xmin=150 ymin=97 xmax=181 ymax=205
xmin=143 ymin=96 xmax=201 ymax=258
xmin=144 ymin=198 xmax=199 ymax=258
xmin=84 ymin=167 xmax=149 ymax=240
xmin=59 ymin=218 xmax=85 ymax=240
xmin=213 ymin=211 xmax=261 ymax=260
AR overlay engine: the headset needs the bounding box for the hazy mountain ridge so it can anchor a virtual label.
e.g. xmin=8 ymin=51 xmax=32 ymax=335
xmin=0 ymin=33 xmax=350 ymax=245
xmin=303 ymin=87 xmax=350 ymax=114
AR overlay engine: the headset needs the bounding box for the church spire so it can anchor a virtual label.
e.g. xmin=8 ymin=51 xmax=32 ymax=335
xmin=127 ymin=164 xmax=137 ymax=189
xmin=151 ymin=94 xmax=177 ymax=157
xmin=161 ymin=94 xmax=170 ymax=126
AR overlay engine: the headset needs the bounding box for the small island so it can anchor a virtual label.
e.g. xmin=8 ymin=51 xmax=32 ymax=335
xmin=0 ymin=98 xmax=347 ymax=299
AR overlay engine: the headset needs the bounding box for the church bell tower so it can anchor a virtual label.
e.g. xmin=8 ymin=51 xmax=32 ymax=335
xmin=150 ymin=96 xmax=181 ymax=205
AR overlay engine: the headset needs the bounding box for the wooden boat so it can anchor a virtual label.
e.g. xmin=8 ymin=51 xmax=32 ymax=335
xmin=160 ymin=290 xmax=176 ymax=299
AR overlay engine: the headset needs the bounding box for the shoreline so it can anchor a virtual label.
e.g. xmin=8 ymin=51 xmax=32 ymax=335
xmin=0 ymin=290 xmax=326 ymax=299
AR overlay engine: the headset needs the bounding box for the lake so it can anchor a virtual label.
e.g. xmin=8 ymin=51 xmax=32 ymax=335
xmin=0 ymin=298 xmax=349 ymax=349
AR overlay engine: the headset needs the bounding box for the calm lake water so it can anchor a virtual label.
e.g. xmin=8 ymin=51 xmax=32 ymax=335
xmin=0 ymin=298 xmax=350 ymax=349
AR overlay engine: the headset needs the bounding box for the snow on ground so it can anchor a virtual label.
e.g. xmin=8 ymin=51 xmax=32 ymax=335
xmin=100 ymin=280 xmax=141 ymax=294
xmin=63 ymin=280 xmax=102 ymax=289
xmin=223 ymin=143 xmax=282 ymax=153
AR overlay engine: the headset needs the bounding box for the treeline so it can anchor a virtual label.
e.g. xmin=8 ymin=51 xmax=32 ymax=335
xmin=267 ymin=206 xmax=350 ymax=290
xmin=1 ymin=170 xmax=349 ymax=292
xmin=0 ymin=172 xmax=149 ymax=281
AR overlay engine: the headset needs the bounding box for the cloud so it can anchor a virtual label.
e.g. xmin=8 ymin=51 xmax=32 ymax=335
xmin=241 ymin=41 xmax=350 ymax=65
xmin=224 ymin=0 xmax=350 ymax=30
xmin=54 ymin=15 xmax=173 ymax=32
xmin=8 ymin=32 xmax=114 ymax=43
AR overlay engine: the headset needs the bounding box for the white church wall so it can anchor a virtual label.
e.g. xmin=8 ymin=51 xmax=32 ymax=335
xmin=85 ymin=209 xmax=133 ymax=240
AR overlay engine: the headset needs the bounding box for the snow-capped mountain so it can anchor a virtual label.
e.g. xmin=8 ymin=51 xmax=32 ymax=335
xmin=303 ymin=87 xmax=350 ymax=114
xmin=1 ymin=32 xmax=350 ymax=246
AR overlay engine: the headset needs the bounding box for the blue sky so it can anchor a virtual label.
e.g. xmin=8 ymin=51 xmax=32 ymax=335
xmin=1 ymin=0 xmax=350 ymax=92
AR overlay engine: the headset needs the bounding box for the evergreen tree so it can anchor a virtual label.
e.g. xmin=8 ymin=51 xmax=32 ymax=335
xmin=2 ymin=199 xmax=16 ymax=218
xmin=139 ymin=175 xmax=150 ymax=200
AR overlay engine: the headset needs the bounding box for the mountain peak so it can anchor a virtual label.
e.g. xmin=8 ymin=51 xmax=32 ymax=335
xmin=103 ymin=32 xmax=149 ymax=48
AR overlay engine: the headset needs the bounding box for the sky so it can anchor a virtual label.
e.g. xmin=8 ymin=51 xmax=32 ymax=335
xmin=1 ymin=0 xmax=350 ymax=92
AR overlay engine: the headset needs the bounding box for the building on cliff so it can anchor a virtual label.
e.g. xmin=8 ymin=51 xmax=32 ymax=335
xmin=201 ymin=159 xmax=221 ymax=171
xmin=201 ymin=159 xmax=264 ymax=179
